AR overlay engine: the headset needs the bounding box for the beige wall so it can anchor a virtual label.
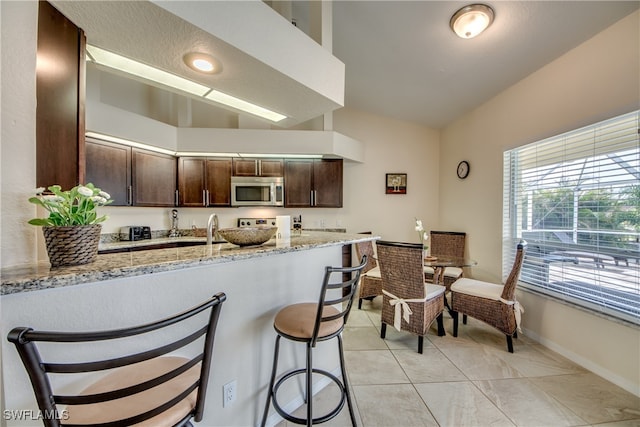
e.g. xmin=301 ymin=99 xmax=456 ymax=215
xmin=440 ymin=10 xmax=640 ymax=395
xmin=1 ymin=1 xmax=38 ymax=268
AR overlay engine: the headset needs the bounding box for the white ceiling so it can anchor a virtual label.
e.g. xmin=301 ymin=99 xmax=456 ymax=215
xmin=326 ymin=1 xmax=639 ymax=128
xmin=51 ymin=1 xmax=639 ymax=130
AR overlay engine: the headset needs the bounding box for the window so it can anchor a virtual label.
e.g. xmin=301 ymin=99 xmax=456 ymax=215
xmin=503 ymin=111 xmax=639 ymax=325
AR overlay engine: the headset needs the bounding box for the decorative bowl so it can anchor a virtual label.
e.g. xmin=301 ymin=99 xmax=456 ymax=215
xmin=218 ymin=226 xmax=277 ymax=246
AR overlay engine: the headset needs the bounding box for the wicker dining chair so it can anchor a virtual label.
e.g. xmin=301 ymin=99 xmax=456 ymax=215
xmin=355 ymin=240 xmax=383 ymax=309
xmin=451 ymin=241 xmax=527 ymax=353
xmin=424 ymin=231 xmax=467 ymax=290
xmin=8 ymin=293 xmax=226 ymax=427
xmin=376 ymin=241 xmax=445 ymax=354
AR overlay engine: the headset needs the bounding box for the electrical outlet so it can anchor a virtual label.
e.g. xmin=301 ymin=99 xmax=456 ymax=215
xmin=223 ymin=380 xmax=236 ymax=408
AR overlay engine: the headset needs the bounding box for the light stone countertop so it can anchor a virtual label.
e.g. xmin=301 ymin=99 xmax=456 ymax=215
xmin=1 ymin=231 xmax=378 ymax=295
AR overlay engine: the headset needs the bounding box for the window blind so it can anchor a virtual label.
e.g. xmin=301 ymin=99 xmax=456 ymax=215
xmin=503 ymin=110 xmax=639 ymax=325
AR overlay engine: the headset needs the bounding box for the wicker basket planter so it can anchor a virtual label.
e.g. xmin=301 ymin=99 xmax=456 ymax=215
xmin=42 ymin=224 xmax=102 ymax=267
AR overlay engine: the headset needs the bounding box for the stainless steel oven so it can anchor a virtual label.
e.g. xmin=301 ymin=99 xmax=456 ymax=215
xmin=231 ymin=176 xmax=284 ymax=207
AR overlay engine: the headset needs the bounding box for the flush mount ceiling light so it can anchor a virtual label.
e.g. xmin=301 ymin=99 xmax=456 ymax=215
xmin=86 ymin=45 xmax=286 ymax=122
xmin=450 ymin=4 xmax=494 ymax=39
xmin=183 ymin=52 xmax=222 ymax=74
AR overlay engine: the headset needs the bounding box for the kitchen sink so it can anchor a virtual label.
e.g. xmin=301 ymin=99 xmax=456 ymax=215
xmin=98 ymin=240 xmax=227 ymax=254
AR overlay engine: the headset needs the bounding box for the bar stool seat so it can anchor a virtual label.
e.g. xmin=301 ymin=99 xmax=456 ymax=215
xmin=274 ymin=303 xmax=342 ymax=339
xmin=65 ymin=356 xmax=199 ymax=426
xmin=261 ymin=257 xmax=368 ymax=427
xmin=8 ymin=293 xmax=226 ymax=427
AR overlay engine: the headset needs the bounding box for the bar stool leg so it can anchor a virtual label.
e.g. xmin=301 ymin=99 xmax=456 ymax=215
xmin=338 ymin=334 xmax=357 ymax=426
xmin=260 ymin=335 xmax=282 ymax=427
xmin=306 ymin=342 xmax=313 ymax=427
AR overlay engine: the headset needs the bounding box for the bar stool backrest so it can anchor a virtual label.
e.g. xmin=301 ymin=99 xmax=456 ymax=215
xmin=7 ymin=292 xmax=226 ymax=427
xmin=311 ymin=256 xmax=368 ymax=347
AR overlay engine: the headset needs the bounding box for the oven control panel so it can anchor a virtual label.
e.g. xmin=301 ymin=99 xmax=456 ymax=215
xmin=237 ymin=218 xmax=277 ymax=227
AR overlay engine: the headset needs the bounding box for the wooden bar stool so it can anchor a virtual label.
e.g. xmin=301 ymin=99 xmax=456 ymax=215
xmin=7 ymin=292 xmax=226 ymax=427
xmin=260 ymin=256 xmax=368 ymax=427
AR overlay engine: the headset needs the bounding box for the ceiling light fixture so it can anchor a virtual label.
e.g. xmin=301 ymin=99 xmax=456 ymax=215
xmin=450 ymin=4 xmax=494 ymax=39
xmin=183 ymin=52 xmax=221 ymax=74
xmin=86 ymin=45 xmax=286 ymax=122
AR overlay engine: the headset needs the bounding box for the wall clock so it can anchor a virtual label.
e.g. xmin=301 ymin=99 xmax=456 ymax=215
xmin=457 ymin=160 xmax=470 ymax=179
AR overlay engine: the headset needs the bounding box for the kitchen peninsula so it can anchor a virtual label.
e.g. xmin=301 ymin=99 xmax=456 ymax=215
xmin=1 ymin=231 xmax=378 ymax=427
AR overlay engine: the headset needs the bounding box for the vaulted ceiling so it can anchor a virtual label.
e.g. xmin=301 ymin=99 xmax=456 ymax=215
xmin=52 ymin=1 xmax=639 ymax=130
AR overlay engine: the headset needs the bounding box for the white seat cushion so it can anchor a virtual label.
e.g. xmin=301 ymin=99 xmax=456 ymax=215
xmin=364 ymin=266 xmax=381 ymax=278
xmin=425 ymin=283 xmax=446 ymax=299
xmin=451 ymin=277 xmax=503 ymax=301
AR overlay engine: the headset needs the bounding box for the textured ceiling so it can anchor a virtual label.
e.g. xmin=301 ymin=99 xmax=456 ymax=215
xmin=51 ymin=1 xmax=639 ymax=130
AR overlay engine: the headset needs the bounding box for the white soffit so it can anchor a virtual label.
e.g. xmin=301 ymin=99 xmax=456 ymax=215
xmin=176 ymin=128 xmax=364 ymax=163
xmin=50 ymin=0 xmax=345 ymax=127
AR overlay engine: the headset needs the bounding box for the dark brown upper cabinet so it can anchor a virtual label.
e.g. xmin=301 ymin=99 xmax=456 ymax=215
xmin=132 ymin=149 xmax=177 ymax=207
xmin=86 ymin=139 xmax=177 ymax=207
xmin=178 ymin=157 xmax=232 ymax=207
xmin=36 ymin=1 xmax=86 ymax=189
xmin=284 ymin=159 xmax=343 ymax=208
xmin=85 ymin=139 xmax=131 ymax=206
xmin=232 ymin=158 xmax=283 ymax=177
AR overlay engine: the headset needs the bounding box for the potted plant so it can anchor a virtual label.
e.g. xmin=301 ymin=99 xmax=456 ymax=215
xmin=29 ymin=184 xmax=112 ymax=267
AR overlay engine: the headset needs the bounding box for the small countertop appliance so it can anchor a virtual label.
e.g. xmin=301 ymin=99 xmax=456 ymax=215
xmin=120 ymin=226 xmax=152 ymax=241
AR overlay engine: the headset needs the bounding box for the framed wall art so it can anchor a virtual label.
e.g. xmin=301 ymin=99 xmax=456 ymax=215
xmin=385 ymin=173 xmax=407 ymax=194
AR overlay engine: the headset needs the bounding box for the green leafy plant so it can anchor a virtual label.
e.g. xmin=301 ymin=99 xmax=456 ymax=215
xmin=28 ymin=184 xmax=112 ymax=226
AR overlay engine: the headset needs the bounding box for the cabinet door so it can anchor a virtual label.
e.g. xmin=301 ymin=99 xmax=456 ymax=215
xmin=132 ymin=149 xmax=177 ymax=207
xmin=258 ymin=159 xmax=284 ymax=177
xmin=178 ymin=158 xmax=206 ymax=207
xmin=36 ymin=1 xmax=86 ymax=189
xmin=284 ymin=160 xmax=313 ymax=207
xmin=86 ymin=140 xmax=131 ymax=206
xmin=313 ymin=159 xmax=343 ymax=208
xmin=206 ymin=158 xmax=232 ymax=206
xmin=233 ymin=158 xmax=283 ymax=176
xmin=232 ymin=159 xmax=258 ymax=176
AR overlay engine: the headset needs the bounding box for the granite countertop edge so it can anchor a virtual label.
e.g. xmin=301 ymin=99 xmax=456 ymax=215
xmin=1 ymin=232 xmax=379 ymax=296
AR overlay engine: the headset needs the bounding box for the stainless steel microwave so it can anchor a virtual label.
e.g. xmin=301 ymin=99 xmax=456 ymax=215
xmin=231 ymin=176 xmax=284 ymax=207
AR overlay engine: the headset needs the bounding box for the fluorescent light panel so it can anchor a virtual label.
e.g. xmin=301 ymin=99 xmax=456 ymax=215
xmin=85 ymin=132 xmax=176 ymax=155
xmin=86 ymin=45 xmax=287 ymax=122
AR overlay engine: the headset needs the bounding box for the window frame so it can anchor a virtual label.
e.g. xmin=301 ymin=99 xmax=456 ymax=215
xmin=503 ymin=110 xmax=639 ymax=326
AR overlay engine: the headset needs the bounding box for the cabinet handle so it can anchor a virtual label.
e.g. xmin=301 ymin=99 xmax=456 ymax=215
xmin=203 ymin=190 xmax=207 ymax=207
xmin=310 ymin=190 xmax=314 ymax=206
xmin=127 ymin=186 xmax=132 ymax=206
xmin=256 ymin=159 xmax=260 ymax=176
xmin=206 ymin=190 xmax=210 ymax=206
xmin=314 ymin=190 xmax=318 ymax=207
xmin=175 ymin=190 xmax=179 ymax=207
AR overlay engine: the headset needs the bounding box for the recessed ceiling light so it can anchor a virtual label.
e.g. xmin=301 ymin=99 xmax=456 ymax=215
xmin=183 ymin=52 xmax=222 ymax=74
xmin=450 ymin=4 xmax=494 ymax=39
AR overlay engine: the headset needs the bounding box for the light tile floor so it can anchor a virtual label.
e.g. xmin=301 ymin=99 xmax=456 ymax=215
xmin=277 ymin=297 xmax=640 ymax=427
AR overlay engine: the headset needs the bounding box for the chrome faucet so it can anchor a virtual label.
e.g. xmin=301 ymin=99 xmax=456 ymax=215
xmin=207 ymin=213 xmax=220 ymax=245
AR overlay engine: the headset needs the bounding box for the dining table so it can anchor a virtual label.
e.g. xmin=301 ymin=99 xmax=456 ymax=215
xmin=424 ymin=254 xmax=477 ymax=311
